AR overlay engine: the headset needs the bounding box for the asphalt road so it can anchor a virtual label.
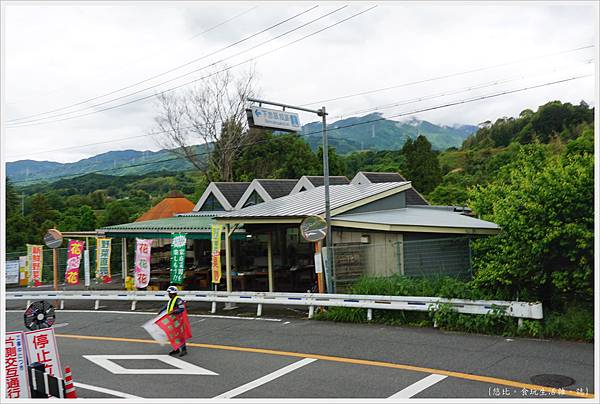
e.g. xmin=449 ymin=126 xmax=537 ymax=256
xmin=4 ymin=303 xmax=595 ymax=400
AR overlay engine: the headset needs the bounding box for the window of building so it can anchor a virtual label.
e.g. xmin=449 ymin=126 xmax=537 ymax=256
xmin=242 ymin=190 xmax=264 ymax=208
xmin=199 ymin=193 xmax=225 ymax=211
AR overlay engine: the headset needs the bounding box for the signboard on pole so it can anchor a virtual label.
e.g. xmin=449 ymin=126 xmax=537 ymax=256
xmin=135 ymin=239 xmax=152 ymax=288
xmin=246 ymin=106 xmax=301 ymax=132
xmin=65 ymin=240 xmax=84 ymax=285
xmin=211 ymin=224 xmax=223 ymax=284
xmin=5 ymin=331 xmax=30 ymax=398
xmin=24 ymin=328 xmax=63 ymax=378
xmin=27 ymin=244 xmax=43 ymax=287
xmin=314 ymin=252 xmax=323 ymax=274
xmin=6 ymin=260 xmax=20 ymax=284
xmin=170 ymin=234 xmax=187 ymax=285
xmin=96 ymin=238 xmax=112 ymax=283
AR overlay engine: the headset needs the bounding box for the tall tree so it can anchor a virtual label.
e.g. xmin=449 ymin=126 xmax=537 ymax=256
xmin=401 ymin=135 xmax=442 ymax=194
xmin=151 ymin=66 xmax=257 ymax=181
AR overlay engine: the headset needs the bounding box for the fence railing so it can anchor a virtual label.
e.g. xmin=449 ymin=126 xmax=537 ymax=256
xmin=6 ymin=290 xmax=543 ymax=325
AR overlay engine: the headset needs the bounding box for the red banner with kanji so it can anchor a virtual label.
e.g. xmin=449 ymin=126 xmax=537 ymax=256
xmin=27 ymin=244 xmax=43 ymax=287
xmin=65 ymin=239 xmax=84 ymax=285
xmin=154 ymin=307 xmax=192 ymax=350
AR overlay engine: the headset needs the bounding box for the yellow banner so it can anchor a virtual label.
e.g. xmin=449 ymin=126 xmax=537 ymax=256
xmin=211 ymin=225 xmax=223 ymax=284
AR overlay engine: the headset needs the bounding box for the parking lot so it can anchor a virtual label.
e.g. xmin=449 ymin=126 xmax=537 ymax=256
xmin=4 ymin=306 xmax=595 ymax=399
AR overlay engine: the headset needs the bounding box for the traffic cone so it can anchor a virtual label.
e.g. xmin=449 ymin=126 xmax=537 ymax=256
xmin=63 ymin=367 xmax=77 ymax=399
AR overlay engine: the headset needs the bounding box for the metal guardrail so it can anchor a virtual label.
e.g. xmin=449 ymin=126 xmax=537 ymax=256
xmin=5 ymin=290 xmax=543 ymax=325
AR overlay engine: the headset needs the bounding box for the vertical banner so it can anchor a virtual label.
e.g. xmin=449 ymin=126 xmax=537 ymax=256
xmin=211 ymin=224 xmax=223 ymax=284
xmin=5 ymin=331 xmax=30 ymax=399
xmin=96 ymin=238 xmax=112 ymax=283
xmin=27 ymin=244 xmax=43 ymax=287
xmin=19 ymin=256 xmax=28 ymax=286
xmin=135 ymin=238 xmax=153 ymax=289
xmin=84 ymin=250 xmax=91 ymax=287
xmin=24 ymin=328 xmax=63 ymax=378
xmin=170 ymin=234 xmax=187 ymax=285
xmin=65 ymin=239 xmax=84 ymax=285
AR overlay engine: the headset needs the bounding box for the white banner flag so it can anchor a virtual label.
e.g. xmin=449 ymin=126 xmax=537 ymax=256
xmin=5 ymin=331 xmax=30 ymax=399
xmin=24 ymin=328 xmax=63 ymax=378
xmin=142 ymin=314 xmax=169 ymax=346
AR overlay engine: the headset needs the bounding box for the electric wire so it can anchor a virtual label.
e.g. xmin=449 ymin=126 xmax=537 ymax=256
xmin=5 ymin=5 xmax=318 ymax=123
xmin=6 ymin=6 xmax=374 ymax=129
xmin=10 ymin=74 xmax=591 ymax=185
xmin=6 ymin=5 xmax=347 ymax=127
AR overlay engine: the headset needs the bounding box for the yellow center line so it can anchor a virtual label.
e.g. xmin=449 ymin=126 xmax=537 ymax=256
xmin=56 ymin=333 xmax=594 ymax=399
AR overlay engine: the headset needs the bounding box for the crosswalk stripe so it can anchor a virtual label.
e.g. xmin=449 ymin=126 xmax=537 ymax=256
xmin=388 ymin=374 xmax=448 ymax=398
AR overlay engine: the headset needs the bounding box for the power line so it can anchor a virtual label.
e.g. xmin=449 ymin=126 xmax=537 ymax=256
xmin=6 ymin=5 xmax=373 ymax=129
xmin=298 ymin=44 xmax=595 ymax=107
xmin=6 ymin=60 xmax=589 ymax=158
xmin=6 ymin=5 xmax=347 ymax=127
xmin=10 ymin=74 xmax=590 ymax=185
xmin=5 ymin=5 xmax=319 ymax=124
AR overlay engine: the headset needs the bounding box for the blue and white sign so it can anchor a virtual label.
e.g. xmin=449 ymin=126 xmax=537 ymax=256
xmin=248 ymin=106 xmax=301 ymax=132
xmin=6 ymin=260 xmax=20 ymax=284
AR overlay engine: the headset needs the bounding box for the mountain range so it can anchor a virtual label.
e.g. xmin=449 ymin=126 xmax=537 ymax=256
xmin=7 ymin=114 xmax=477 ymax=184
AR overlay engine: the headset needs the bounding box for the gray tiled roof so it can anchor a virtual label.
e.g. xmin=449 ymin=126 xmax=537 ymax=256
xmin=256 ymin=179 xmax=298 ymax=198
xmin=219 ymin=182 xmax=409 ymax=218
xmin=405 ymin=188 xmax=429 ymax=205
xmin=214 ymin=182 xmax=251 ymax=206
xmin=305 ymin=176 xmax=350 ymax=186
xmin=334 ymin=207 xmax=499 ymax=230
xmin=363 ymin=172 xmax=406 ymax=183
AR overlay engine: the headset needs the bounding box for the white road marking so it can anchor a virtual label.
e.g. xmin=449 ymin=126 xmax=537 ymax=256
xmin=213 ymin=358 xmax=317 ymax=399
xmin=7 ymin=309 xmax=282 ymax=321
xmin=83 ymin=354 xmax=218 ymax=375
xmin=388 ymin=374 xmax=447 ymax=398
xmin=73 ymin=382 xmax=142 ymax=399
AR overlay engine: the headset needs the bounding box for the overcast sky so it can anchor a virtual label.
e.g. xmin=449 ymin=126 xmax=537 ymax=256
xmin=1 ymin=1 xmax=597 ymax=163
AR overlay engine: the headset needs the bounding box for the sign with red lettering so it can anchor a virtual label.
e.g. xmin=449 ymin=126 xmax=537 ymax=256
xmin=24 ymin=328 xmax=63 ymax=378
xmin=4 ymin=331 xmax=30 ymax=399
xmin=65 ymin=239 xmax=84 ymax=285
xmin=27 ymin=244 xmax=44 ymax=287
xmin=134 ymin=238 xmax=152 ymax=289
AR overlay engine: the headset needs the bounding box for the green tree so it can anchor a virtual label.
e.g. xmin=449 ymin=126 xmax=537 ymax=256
xmin=233 ymin=132 xmax=319 ymax=180
xmin=317 ymin=145 xmax=346 ymax=176
xmin=401 ymin=135 xmax=442 ymax=194
xmin=78 ymin=205 xmax=98 ymax=230
xmin=5 ymin=178 xmax=21 ymax=217
xmin=100 ymin=201 xmax=132 ymax=227
xmin=89 ymin=190 xmax=107 ymax=209
xmin=468 ymin=144 xmax=594 ymax=308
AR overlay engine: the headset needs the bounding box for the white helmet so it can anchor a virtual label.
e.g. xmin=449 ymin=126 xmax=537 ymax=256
xmin=166 ymin=286 xmax=178 ymax=294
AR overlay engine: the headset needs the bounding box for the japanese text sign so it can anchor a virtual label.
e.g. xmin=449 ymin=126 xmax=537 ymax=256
xmin=4 ymin=331 xmax=30 ymax=399
xmin=65 ymin=239 xmax=84 ymax=285
xmin=27 ymin=244 xmax=44 ymax=287
xmin=170 ymin=234 xmax=187 ymax=285
xmin=24 ymin=328 xmax=63 ymax=378
xmin=135 ymin=238 xmax=153 ymax=289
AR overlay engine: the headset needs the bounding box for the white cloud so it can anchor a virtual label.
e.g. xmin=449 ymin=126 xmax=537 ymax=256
xmin=2 ymin=1 xmax=596 ymax=163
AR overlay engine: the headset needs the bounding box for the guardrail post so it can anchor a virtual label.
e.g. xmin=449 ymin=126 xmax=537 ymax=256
xmin=256 ymin=304 xmax=262 ymax=317
xmin=367 ymin=308 xmax=372 ymax=321
xmin=60 ymin=300 xmax=64 ymax=310
xmin=308 ymin=305 xmax=314 ymax=319
xmin=94 ymin=300 xmax=100 ymax=310
xmin=131 ymin=301 xmax=137 ymax=311
xmin=26 ymin=300 xmax=31 ymax=309
xmin=517 ymin=318 xmax=524 ymax=329
xmin=211 ymin=301 xmax=217 ymax=314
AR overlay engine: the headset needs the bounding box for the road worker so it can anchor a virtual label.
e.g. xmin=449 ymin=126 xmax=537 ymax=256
xmin=159 ymin=285 xmax=188 ymax=357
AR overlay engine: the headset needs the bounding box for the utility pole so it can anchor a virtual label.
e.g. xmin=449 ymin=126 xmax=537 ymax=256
xmin=247 ymin=98 xmax=334 ymax=293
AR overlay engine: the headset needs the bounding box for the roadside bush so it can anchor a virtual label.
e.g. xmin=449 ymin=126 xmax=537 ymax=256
xmin=314 ymin=275 xmax=593 ymax=342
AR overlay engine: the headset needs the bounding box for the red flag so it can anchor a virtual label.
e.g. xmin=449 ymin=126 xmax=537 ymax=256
xmin=154 ymin=306 xmax=192 ymax=350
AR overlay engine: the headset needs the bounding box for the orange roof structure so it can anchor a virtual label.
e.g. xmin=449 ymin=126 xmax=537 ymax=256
xmin=135 ymin=191 xmax=195 ymax=222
